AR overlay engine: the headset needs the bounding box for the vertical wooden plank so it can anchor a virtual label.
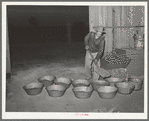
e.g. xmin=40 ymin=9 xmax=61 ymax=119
xmin=113 ymin=6 xmax=117 ymax=48
xmin=126 ymin=6 xmax=130 ymax=48
xmin=114 ymin=6 xmax=121 ymax=48
xmin=98 ymin=6 xmax=103 ymax=26
xmin=89 ymin=6 xmax=100 ymax=31
xmin=93 ymin=7 xmax=99 ymax=27
xmin=127 ymin=6 xmax=135 ymax=48
xmin=112 ymin=7 xmax=115 ymax=49
xmin=102 ymin=6 xmax=106 ymax=27
xmin=102 ymin=6 xmax=107 ymax=53
xmin=89 ymin=6 xmax=94 ymax=31
xmin=106 ymin=6 xmax=113 ymax=52
xmin=141 ymin=6 xmax=145 ymax=34
xmin=141 ymin=6 xmax=145 ymax=36
xmin=120 ymin=6 xmax=132 ymax=49
xmin=124 ymin=6 xmax=129 ymax=48
xmin=121 ymin=6 xmax=126 ymax=48
xmin=6 ymin=19 xmax=11 ymax=74
xmin=117 ymin=6 xmax=121 ymax=48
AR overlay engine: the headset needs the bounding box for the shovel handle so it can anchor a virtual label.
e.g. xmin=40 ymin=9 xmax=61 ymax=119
xmin=87 ymin=50 xmax=98 ymax=67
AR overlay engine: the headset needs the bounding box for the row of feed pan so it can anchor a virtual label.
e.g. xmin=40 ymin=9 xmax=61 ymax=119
xmin=23 ymin=75 xmax=143 ymax=99
xmin=23 ymin=75 xmax=71 ymax=97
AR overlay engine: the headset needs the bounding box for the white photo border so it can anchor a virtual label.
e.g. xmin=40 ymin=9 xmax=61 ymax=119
xmin=2 ymin=1 xmax=148 ymax=119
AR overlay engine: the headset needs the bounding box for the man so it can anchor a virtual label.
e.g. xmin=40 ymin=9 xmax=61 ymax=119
xmin=84 ymin=26 xmax=106 ymax=82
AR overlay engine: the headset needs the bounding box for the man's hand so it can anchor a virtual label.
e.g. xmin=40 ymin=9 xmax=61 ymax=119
xmin=93 ymin=59 xmax=98 ymax=65
xmin=90 ymin=67 xmax=94 ymax=72
xmin=85 ymin=45 xmax=89 ymax=50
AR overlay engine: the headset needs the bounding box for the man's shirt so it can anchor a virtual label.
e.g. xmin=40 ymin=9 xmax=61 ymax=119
xmin=84 ymin=32 xmax=105 ymax=61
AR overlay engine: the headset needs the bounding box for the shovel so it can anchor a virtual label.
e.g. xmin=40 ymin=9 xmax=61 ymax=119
xmin=87 ymin=50 xmax=111 ymax=78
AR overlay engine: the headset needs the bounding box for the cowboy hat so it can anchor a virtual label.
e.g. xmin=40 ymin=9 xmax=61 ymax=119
xmin=93 ymin=26 xmax=106 ymax=34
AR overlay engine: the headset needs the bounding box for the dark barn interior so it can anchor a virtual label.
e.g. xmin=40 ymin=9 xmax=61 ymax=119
xmin=6 ymin=5 xmax=145 ymax=113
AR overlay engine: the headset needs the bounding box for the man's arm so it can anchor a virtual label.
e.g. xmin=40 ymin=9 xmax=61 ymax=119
xmin=95 ymin=35 xmax=105 ymax=45
xmin=84 ymin=32 xmax=90 ymax=48
xmin=95 ymin=39 xmax=105 ymax=61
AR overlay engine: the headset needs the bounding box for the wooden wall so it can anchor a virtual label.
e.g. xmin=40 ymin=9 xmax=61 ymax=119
xmin=89 ymin=6 xmax=113 ymax=53
xmin=89 ymin=6 xmax=144 ymax=52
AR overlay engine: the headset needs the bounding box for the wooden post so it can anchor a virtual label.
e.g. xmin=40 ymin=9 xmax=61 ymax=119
xmin=121 ymin=6 xmax=125 ymax=48
xmin=102 ymin=6 xmax=107 ymax=53
xmin=6 ymin=19 xmax=11 ymax=78
xmin=124 ymin=6 xmax=129 ymax=48
xmin=112 ymin=7 xmax=115 ymax=50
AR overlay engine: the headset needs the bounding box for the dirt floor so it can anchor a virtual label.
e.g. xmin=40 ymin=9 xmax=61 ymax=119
xmin=6 ymin=42 xmax=144 ymax=112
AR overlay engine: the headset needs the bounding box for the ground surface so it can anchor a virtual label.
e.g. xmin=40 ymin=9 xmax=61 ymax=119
xmin=6 ymin=42 xmax=144 ymax=112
